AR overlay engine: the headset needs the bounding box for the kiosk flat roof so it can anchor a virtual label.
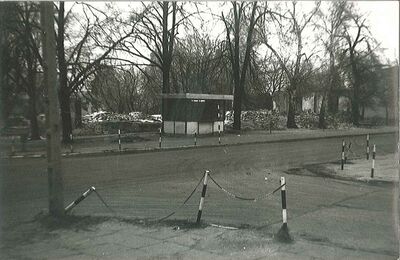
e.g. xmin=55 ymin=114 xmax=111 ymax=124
xmin=161 ymin=93 xmax=233 ymax=100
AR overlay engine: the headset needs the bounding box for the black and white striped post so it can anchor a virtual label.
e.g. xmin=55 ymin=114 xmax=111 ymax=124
xmin=366 ymin=134 xmax=370 ymax=160
xmin=341 ymin=139 xmax=345 ymax=170
xmin=65 ymin=186 xmax=96 ymax=213
xmin=159 ymin=128 xmax=162 ymax=148
xmin=280 ymin=177 xmax=287 ymax=228
xmin=276 ymin=176 xmax=292 ymax=242
xmin=371 ymin=144 xmax=376 ymax=178
xmin=196 ymin=170 xmax=209 ymax=225
xmin=217 ymin=105 xmax=221 ymax=145
xmin=118 ymin=129 xmax=121 ymax=151
xmin=69 ymin=133 xmax=74 ymax=153
xmin=194 ymin=132 xmax=197 ymax=146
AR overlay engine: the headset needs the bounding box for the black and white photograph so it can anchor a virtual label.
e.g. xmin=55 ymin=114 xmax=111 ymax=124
xmin=0 ymin=0 xmax=399 ymax=259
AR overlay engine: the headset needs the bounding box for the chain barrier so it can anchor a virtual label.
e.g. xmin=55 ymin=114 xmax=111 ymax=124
xmin=70 ymin=171 xmax=285 ymax=222
xmin=344 ymin=137 xmax=366 ymax=159
xmin=345 ymin=141 xmax=360 ymax=159
xmin=93 ymin=189 xmax=117 ymax=215
xmin=156 ymin=173 xmax=205 ymax=222
xmin=208 ymin=174 xmax=284 ymax=202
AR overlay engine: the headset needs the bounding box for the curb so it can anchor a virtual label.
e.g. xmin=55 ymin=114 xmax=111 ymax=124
xmin=3 ymin=129 xmax=396 ymax=160
xmin=299 ymin=160 xmax=398 ymax=185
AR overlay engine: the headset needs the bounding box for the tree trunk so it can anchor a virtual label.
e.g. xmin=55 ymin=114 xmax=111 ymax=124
xmin=40 ymin=1 xmax=64 ymax=216
xmin=351 ymin=89 xmax=360 ymax=126
xmin=287 ymin=91 xmax=297 ymax=128
xmin=74 ymin=98 xmax=82 ymax=128
xmin=27 ymin=90 xmax=40 ymax=139
xmin=361 ymin=105 xmax=365 ymax=120
xmin=327 ymin=91 xmax=339 ymax=114
xmin=59 ymin=87 xmax=72 ymax=143
xmin=266 ymin=94 xmax=273 ymax=110
xmin=385 ymin=105 xmax=389 ymax=125
xmin=57 ymin=2 xmax=72 ymax=143
xmin=318 ymin=94 xmax=327 ymax=129
xmin=233 ymin=81 xmax=242 ymax=130
xmin=232 ymin=2 xmax=241 ymax=131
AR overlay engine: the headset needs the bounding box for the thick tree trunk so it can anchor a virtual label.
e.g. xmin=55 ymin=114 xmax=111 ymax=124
xmin=327 ymin=91 xmax=339 ymax=114
xmin=74 ymin=98 xmax=82 ymax=128
xmin=27 ymin=90 xmax=40 ymax=139
xmin=351 ymin=70 xmax=360 ymax=126
xmin=233 ymin=81 xmax=242 ymax=131
xmin=313 ymin=95 xmax=318 ymax=113
xmin=286 ymin=91 xmax=297 ymax=128
xmin=351 ymin=89 xmax=360 ymax=126
xmin=57 ymin=2 xmax=72 ymax=143
xmin=318 ymin=94 xmax=327 ymax=129
xmin=266 ymin=94 xmax=273 ymax=110
xmin=59 ymin=87 xmax=72 ymax=143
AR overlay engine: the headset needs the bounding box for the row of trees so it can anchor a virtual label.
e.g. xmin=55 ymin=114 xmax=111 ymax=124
xmin=1 ymin=1 xmax=391 ymax=142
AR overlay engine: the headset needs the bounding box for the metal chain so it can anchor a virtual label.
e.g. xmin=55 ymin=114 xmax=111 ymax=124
xmin=156 ymin=173 xmax=205 ymax=222
xmin=93 ymin=190 xmax=117 ymax=215
xmin=208 ymin=174 xmax=284 ymax=202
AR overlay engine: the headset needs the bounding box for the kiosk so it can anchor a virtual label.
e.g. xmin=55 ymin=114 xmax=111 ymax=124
xmin=161 ymin=93 xmax=233 ymax=135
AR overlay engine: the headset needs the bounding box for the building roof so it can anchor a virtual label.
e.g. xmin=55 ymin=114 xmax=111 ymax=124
xmin=161 ymin=93 xmax=233 ymax=100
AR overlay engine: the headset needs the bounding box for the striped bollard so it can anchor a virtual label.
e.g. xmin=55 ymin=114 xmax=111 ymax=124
xmin=196 ymin=170 xmax=209 ymax=225
xmin=218 ymin=124 xmax=221 ymax=144
xmin=159 ymin=128 xmax=162 ymax=148
xmin=65 ymin=186 xmax=96 ymax=213
xmin=217 ymin=104 xmax=221 ymax=145
xmin=366 ymin=134 xmax=370 ymax=160
xmin=341 ymin=140 xmax=345 ymax=170
xmin=371 ymin=144 xmax=376 ymax=178
xmin=70 ymin=133 xmax=74 ymax=153
xmin=118 ymin=129 xmax=122 ymax=151
xmin=281 ymin=177 xmax=287 ymax=228
xmin=276 ymin=176 xmax=292 ymax=242
xmin=194 ymin=132 xmax=197 ymax=146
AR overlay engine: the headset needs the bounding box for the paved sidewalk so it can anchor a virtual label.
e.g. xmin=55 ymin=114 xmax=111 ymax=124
xmin=316 ymin=153 xmax=399 ymax=183
xmin=1 ymin=126 xmax=397 ymax=159
xmin=1 ymin=215 xmax=396 ymax=260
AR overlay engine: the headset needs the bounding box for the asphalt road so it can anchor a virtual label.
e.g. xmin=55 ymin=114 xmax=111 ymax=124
xmin=1 ymin=132 xmax=398 ymax=257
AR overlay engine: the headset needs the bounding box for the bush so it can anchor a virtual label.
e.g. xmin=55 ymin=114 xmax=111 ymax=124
xmin=73 ymin=121 xmax=161 ymax=136
xmin=295 ymin=111 xmax=319 ymax=129
xmin=225 ymin=110 xmax=285 ymax=130
xmin=325 ymin=111 xmax=353 ymax=129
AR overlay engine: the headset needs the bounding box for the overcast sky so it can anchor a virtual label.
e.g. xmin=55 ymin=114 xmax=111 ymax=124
xmin=70 ymin=1 xmax=399 ymax=64
xmin=356 ymin=1 xmax=399 ymax=63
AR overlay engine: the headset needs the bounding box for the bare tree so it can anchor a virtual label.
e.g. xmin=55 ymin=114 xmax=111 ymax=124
xmin=315 ymin=1 xmax=347 ymax=128
xmin=247 ymin=52 xmax=288 ymax=109
xmin=171 ymin=32 xmax=230 ymax=94
xmin=259 ymin=1 xmax=321 ymax=128
xmin=222 ymin=1 xmax=262 ymax=130
xmin=87 ymin=65 xmax=143 ymax=113
xmin=1 ymin=2 xmax=43 ymax=139
xmin=339 ymin=3 xmax=376 ymax=126
xmin=115 ymin=1 xmax=200 ymax=131
xmin=56 ymin=2 xmax=147 ymax=142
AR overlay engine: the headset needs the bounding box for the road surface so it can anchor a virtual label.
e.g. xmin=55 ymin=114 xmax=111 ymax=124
xmin=1 ymin=133 xmax=398 ymax=257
